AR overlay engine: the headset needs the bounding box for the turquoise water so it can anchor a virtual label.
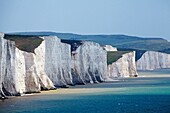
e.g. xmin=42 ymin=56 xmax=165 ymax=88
xmin=0 ymin=69 xmax=170 ymax=113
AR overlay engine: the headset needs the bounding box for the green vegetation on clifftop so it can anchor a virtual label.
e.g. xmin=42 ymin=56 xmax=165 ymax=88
xmin=4 ymin=34 xmax=43 ymax=53
xmin=107 ymin=51 xmax=131 ymax=65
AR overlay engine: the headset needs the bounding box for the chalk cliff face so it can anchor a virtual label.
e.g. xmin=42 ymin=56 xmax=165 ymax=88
xmin=1 ymin=33 xmax=136 ymax=97
xmin=16 ymin=36 xmax=73 ymax=91
xmin=71 ymin=41 xmax=108 ymax=84
xmin=43 ymin=36 xmax=72 ymax=87
xmin=33 ymin=42 xmax=54 ymax=90
xmin=103 ymin=45 xmax=117 ymax=51
xmin=0 ymin=33 xmax=18 ymax=96
xmin=0 ymin=35 xmax=74 ymax=96
xmin=15 ymin=44 xmax=55 ymax=94
xmin=60 ymin=43 xmax=73 ymax=85
xmin=0 ymin=35 xmax=108 ymax=96
xmin=0 ymin=36 xmax=42 ymax=96
xmin=107 ymin=51 xmax=138 ymax=78
xmin=15 ymin=48 xmax=26 ymax=94
xmin=136 ymin=51 xmax=170 ymax=70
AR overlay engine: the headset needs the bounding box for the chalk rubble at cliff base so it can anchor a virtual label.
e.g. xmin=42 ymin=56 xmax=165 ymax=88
xmin=0 ymin=32 xmax=138 ymax=97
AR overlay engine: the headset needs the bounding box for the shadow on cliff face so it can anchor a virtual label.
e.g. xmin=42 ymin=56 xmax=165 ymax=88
xmin=4 ymin=34 xmax=43 ymax=53
xmin=61 ymin=39 xmax=83 ymax=52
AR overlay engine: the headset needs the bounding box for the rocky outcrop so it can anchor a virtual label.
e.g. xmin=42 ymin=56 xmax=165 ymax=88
xmin=15 ymin=45 xmax=55 ymax=94
xmin=0 ymin=35 xmax=75 ymax=96
xmin=15 ymin=48 xmax=26 ymax=94
xmin=15 ymin=36 xmax=73 ymax=92
xmin=0 ymin=33 xmax=18 ymax=96
xmin=0 ymin=35 xmax=41 ymax=96
xmin=43 ymin=36 xmax=73 ymax=87
xmin=33 ymin=42 xmax=54 ymax=90
xmin=107 ymin=48 xmax=138 ymax=78
xmin=136 ymin=51 xmax=170 ymax=70
xmin=71 ymin=41 xmax=108 ymax=84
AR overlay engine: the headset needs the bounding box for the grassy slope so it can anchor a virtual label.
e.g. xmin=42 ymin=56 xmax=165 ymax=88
xmin=107 ymin=51 xmax=131 ymax=65
xmin=4 ymin=34 xmax=43 ymax=53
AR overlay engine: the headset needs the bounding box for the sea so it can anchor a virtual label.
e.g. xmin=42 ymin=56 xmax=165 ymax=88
xmin=0 ymin=69 xmax=170 ymax=113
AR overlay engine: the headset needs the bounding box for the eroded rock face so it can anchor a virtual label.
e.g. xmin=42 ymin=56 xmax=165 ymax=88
xmin=15 ymin=36 xmax=72 ymax=91
xmin=33 ymin=39 xmax=55 ymax=90
xmin=15 ymin=46 xmax=54 ymax=94
xmin=0 ymin=35 xmax=74 ymax=96
xmin=43 ymin=36 xmax=73 ymax=87
xmin=136 ymin=51 xmax=170 ymax=70
xmin=107 ymin=51 xmax=138 ymax=78
xmin=60 ymin=43 xmax=73 ymax=85
xmin=15 ymin=43 xmax=53 ymax=94
xmin=0 ymin=37 xmax=42 ymax=96
xmin=71 ymin=41 xmax=108 ymax=84
xmin=23 ymin=52 xmax=41 ymax=93
xmin=0 ymin=34 xmax=111 ymax=96
xmin=15 ymin=48 xmax=26 ymax=94
xmin=0 ymin=33 xmax=18 ymax=96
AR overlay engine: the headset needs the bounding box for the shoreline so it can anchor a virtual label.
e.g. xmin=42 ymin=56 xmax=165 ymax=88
xmin=1 ymin=72 xmax=170 ymax=99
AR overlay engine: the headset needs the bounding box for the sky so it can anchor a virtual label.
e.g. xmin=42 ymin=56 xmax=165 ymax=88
xmin=0 ymin=0 xmax=170 ymax=40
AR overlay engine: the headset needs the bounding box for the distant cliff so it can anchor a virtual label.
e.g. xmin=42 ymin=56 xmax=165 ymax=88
xmin=136 ymin=51 xmax=170 ymax=70
xmin=106 ymin=46 xmax=138 ymax=78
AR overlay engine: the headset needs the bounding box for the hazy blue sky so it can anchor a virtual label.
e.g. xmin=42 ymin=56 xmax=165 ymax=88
xmin=0 ymin=0 xmax=170 ymax=40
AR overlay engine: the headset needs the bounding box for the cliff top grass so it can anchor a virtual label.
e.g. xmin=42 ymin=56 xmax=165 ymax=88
xmin=4 ymin=34 xmax=43 ymax=53
xmin=107 ymin=51 xmax=131 ymax=65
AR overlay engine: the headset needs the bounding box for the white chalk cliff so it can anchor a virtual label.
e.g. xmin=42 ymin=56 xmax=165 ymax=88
xmin=136 ymin=51 xmax=170 ymax=70
xmin=106 ymin=45 xmax=138 ymax=78
xmin=0 ymin=33 xmax=18 ymax=96
xmin=14 ymin=36 xmax=72 ymax=94
xmin=71 ymin=41 xmax=108 ymax=84
xmin=0 ymin=34 xmax=109 ymax=96
xmin=103 ymin=45 xmax=117 ymax=51
xmin=0 ymin=34 xmax=74 ymax=96
xmin=42 ymin=36 xmax=73 ymax=87
xmin=0 ymin=33 xmax=140 ymax=97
